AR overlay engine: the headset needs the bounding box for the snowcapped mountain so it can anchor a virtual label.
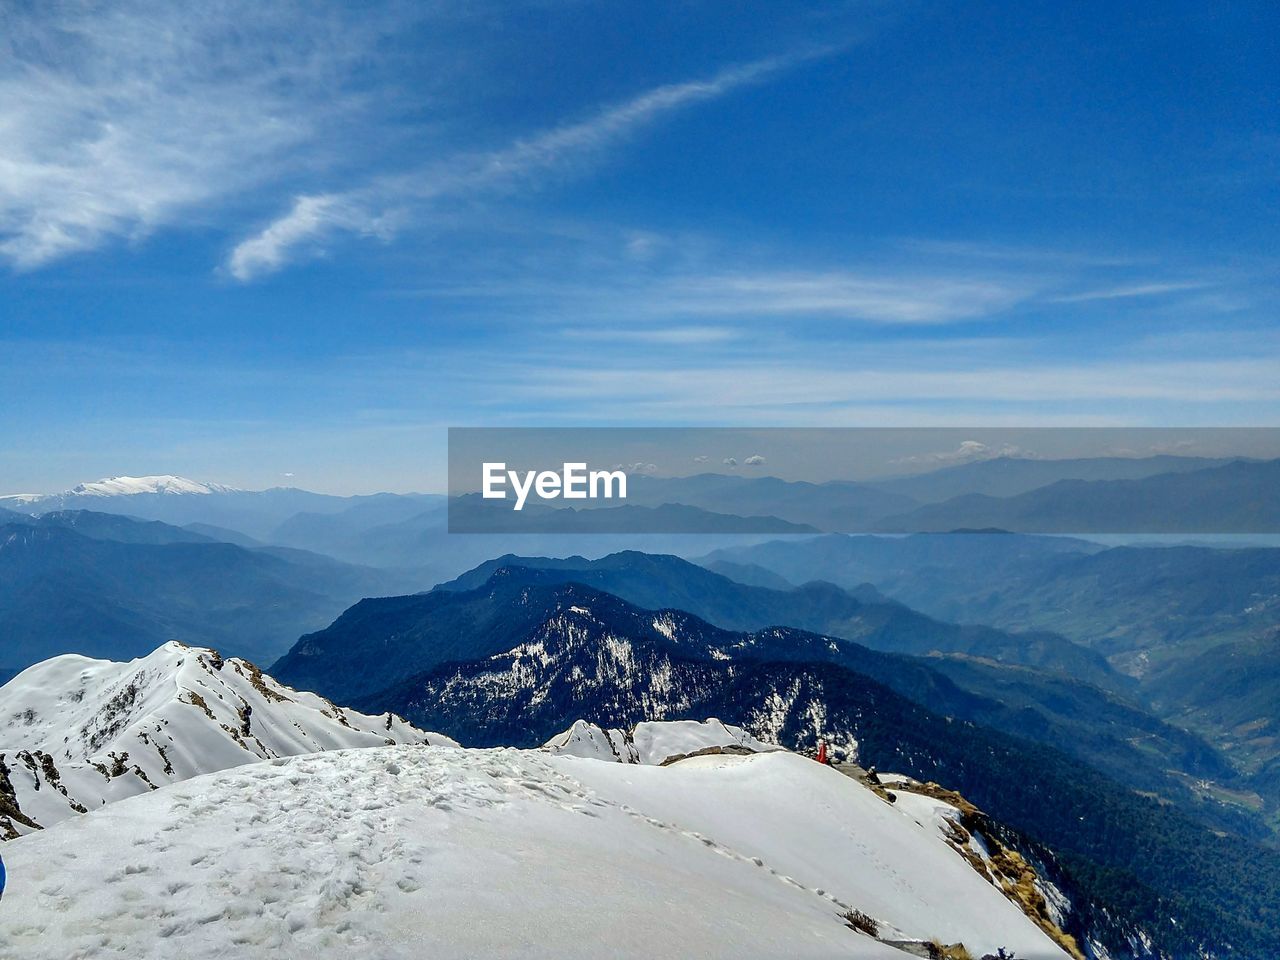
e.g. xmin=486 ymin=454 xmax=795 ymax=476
xmin=65 ymin=475 xmax=240 ymax=498
xmin=544 ymin=717 xmax=778 ymax=764
xmin=0 ymin=475 xmax=239 ymax=508
xmin=0 ymin=642 xmax=455 ymax=837
xmin=0 ymin=732 xmax=1075 ymax=959
xmin=337 ymin=578 xmax=1275 ymax=959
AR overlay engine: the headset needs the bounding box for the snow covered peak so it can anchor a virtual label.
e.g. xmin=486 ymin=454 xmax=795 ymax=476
xmin=0 ymin=641 xmax=455 ymax=837
xmin=0 ymin=475 xmax=242 ymax=507
xmin=544 ymin=718 xmax=778 ymax=765
xmin=65 ymin=475 xmax=239 ymax=497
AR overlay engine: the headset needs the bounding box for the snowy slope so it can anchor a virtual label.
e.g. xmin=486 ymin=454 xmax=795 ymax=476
xmin=0 ymin=743 xmax=1071 ymax=960
xmin=0 ymin=642 xmax=455 ymax=837
xmin=544 ymin=718 xmax=778 ymax=764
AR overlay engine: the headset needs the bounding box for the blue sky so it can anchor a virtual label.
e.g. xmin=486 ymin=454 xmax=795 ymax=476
xmin=1 ymin=0 xmax=1277 ymax=494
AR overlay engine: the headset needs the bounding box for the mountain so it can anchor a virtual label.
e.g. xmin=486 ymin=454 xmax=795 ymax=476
xmin=0 ymin=514 xmax=423 ymax=669
xmin=279 ymin=563 xmax=1250 ymax=832
xmin=13 ymin=509 xmax=219 ymax=545
xmin=447 ymin=493 xmax=819 ymax=534
xmin=703 ymin=535 xmax=1280 ymax=674
xmin=873 ymin=459 xmax=1280 ymax=534
xmin=0 ymin=641 xmax=455 ymax=837
xmin=353 ymin=585 xmax=1280 ymax=959
xmin=868 ymin=455 xmax=1243 ymax=504
xmin=434 ymin=551 xmax=1120 ymax=690
xmin=0 ymin=475 xmax=403 ymax=541
xmin=702 ymin=531 xmax=1102 ymax=594
xmin=1148 ymin=627 xmax=1280 ymax=799
xmin=620 ymin=473 xmax=920 ymax=531
xmin=704 ymin=534 xmax=1280 ymax=816
xmin=2 ymin=475 xmax=241 ymax=502
xmin=700 ymin=558 xmax=797 ymax=589
xmin=277 ymin=558 xmax=1117 ymax=703
xmin=0 ymin=732 xmax=1073 ymax=960
xmin=266 ymin=491 xmax=445 ymax=555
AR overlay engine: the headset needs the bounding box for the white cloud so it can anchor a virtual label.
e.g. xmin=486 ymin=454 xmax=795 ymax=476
xmin=892 ymin=441 xmax=1033 ymax=467
xmin=653 ymin=271 xmax=1034 ymax=324
xmin=226 ymin=195 xmax=400 ymax=282
xmin=1051 ymin=281 xmax=1214 ymax=303
xmin=504 ymin=355 xmax=1280 ymax=411
xmin=743 ymin=454 xmax=767 ymax=465
xmin=722 ymin=457 xmax=738 ymax=467
xmin=559 ymin=326 xmax=739 ymax=345
xmin=227 ymin=47 xmax=836 ymax=281
xmin=0 ymin=2 xmax=393 ymax=269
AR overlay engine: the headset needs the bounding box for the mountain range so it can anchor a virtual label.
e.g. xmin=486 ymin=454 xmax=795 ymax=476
xmin=281 ymin=574 xmax=1280 ymax=959
xmin=871 ymin=458 xmax=1280 ymax=534
xmin=9 ymin=457 xmax=1278 ymax=554
xmin=0 ymin=511 xmax=423 ymax=672
xmin=704 ymin=532 xmax=1280 ymax=812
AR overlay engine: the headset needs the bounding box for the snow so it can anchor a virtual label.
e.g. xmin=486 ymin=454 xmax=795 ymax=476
xmin=545 ymin=718 xmax=778 ymax=765
xmin=0 ymin=653 xmax=1070 ymax=959
xmin=64 ymin=475 xmax=238 ymax=497
xmin=0 ymin=475 xmax=239 ymax=506
xmin=0 ymin=642 xmax=455 ymax=836
xmin=555 ymin=751 xmax=1069 ymax=959
xmin=0 ymin=744 xmax=1070 ymax=960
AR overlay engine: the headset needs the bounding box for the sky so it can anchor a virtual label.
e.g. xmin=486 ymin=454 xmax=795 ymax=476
xmin=1 ymin=0 xmax=1277 ymax=494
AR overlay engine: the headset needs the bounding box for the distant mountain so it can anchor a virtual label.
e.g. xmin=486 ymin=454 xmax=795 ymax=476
xmin=19 ymin=509 xmax=217 ymax=545
xmin=1148 ymin=627 xmax=1280 ymax=795
xmin=267 ymin=492 xmax=445 ymax=555
xmin=702 ymin=531 xmax=1101 ymax=593
xmin=869 ymin=455 xmax=1243 ymax=503
xmin=0 ymin=474 xmax=420 ymax=541
xmin=181 ymin=522 xmax=268 ymax=547
xmin=448 ymin=493 xmax=819 ymax=534
xmin=709 ymin=536 xmax=1280 ymax=678
xmin=433 ymin=551 xmax=1118 ymax=689
xmin=353 ymin=583 xmax=1280 ymax=960
xmin=621 ymin=473 xmax=919 ymax=531
xmin=0 ymin=641 xmax=454 ymax=837
xmin=695 ymin=558 xmax=797 ymax=590
xmin=0 ymin=513 xmax=423 ymax=669
xmin=874 ymin=459 xmax=1280 ymax=533
xmin=703 ymin=533 xmax=1280 ymax=811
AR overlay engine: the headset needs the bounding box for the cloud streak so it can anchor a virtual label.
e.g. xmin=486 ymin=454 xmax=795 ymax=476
xmin=653 ymin=272 xmax=1035 ymax=324
xmin=0 ymin=1 xmax=396 ymax=269
xmin=227 ymin=47 xmax=837 ymax=281
xmin=1051 ymin=281 xmax=1214 ymax=303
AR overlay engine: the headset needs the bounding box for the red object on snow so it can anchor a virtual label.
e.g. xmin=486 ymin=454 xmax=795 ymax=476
xmin=816 ymin=741 xmax=827 ymax=764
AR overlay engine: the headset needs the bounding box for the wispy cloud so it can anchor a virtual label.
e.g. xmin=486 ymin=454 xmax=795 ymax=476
xmin=0 ymin=1 xmax=397 ymax=269
xmin=651 ymin=271 xmax=1035 ymax=324
xmin=227 ymin=47 xmax=838 ymax=281
xmin=559 ymin=325 xmax=741 ymax=345
xmin=1051 ymin=281 xmax=1215 ymax=303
